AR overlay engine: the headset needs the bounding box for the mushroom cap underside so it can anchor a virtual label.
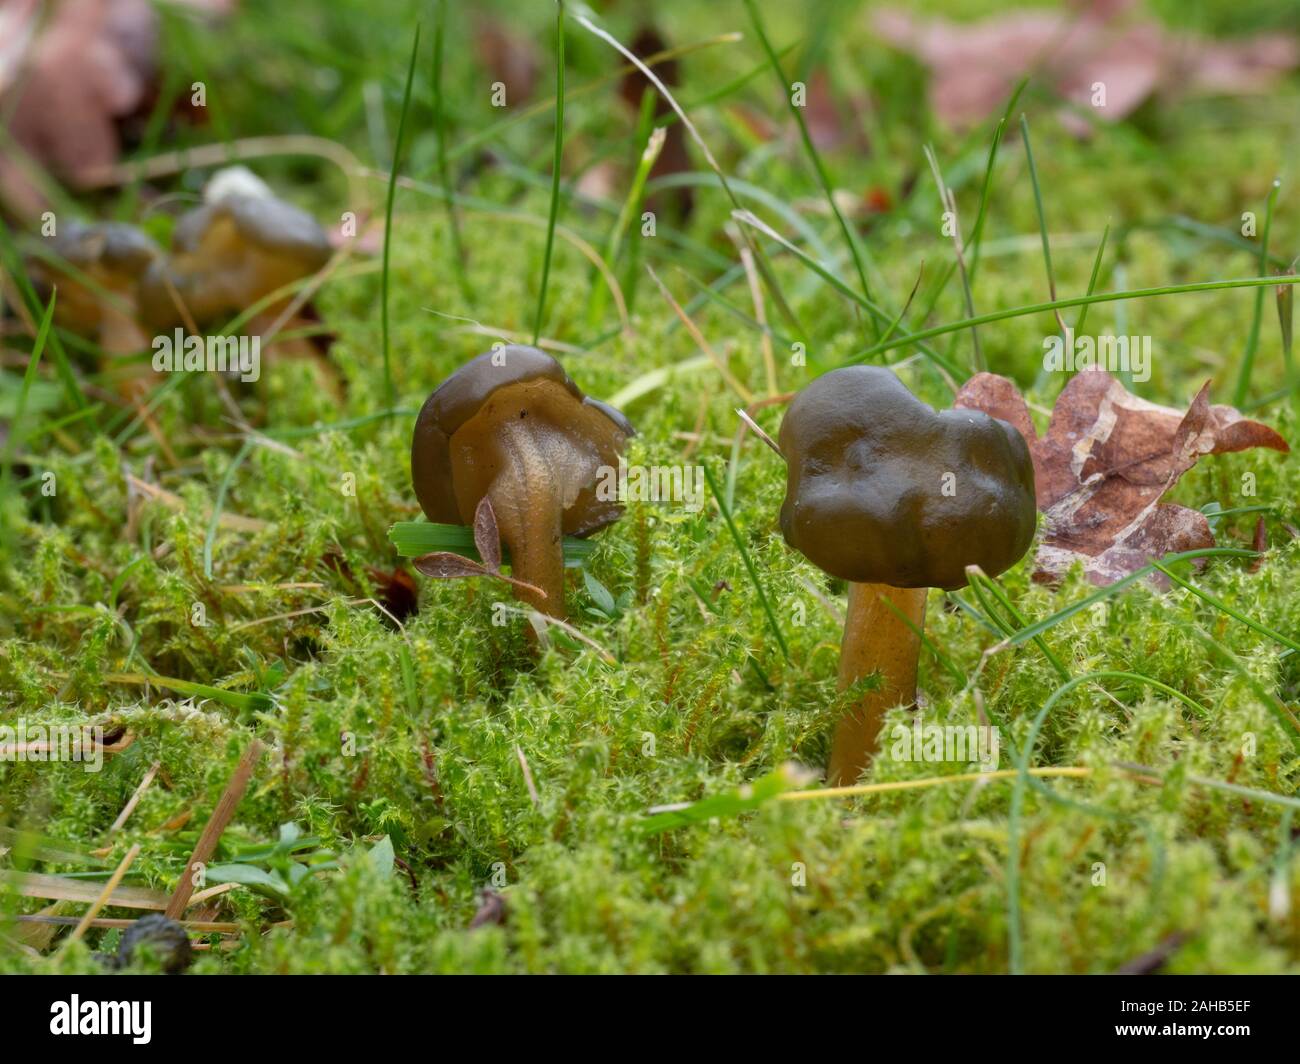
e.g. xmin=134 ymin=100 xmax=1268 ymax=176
xmin=411 ymin=346 xmax=634 ymax=536
xmin=779 ymin=365 xmax=1037 ymax=589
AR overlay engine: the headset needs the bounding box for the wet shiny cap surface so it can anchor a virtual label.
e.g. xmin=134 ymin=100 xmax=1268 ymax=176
xmin=410 ymin=345 xmax=634 ymax=535
xmin=779 ymin=365 xmax=1037 ymax=590
xmin=138 ymin=194 xmax=331 ymax=330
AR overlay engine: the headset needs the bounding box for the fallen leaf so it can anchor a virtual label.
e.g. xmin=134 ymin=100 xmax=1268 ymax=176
xmin=0 ymin=0 xmax=157 ymax=216
xmin=468 ymin=889 xmax=506 ymax=929
xmin=954 ymin=369 xmax=1288 ymax=585
xmin=1248 ymin=516 xmax=1268 ymax=573
xmin=412 ymin=547 xmax=548 ymax=601
xmin=473 ymin=14 xmax=539 ymax=107
xmin=872 ymin=1 xmax=1299 ymax=132
xmin=472 ymin=497 xmax=502 ymax=573
xmin=320 ymin=549 xmax=418 ymax=623
xmin=412 ymin=551 xmax=493 ymax=581
xmin=364 ymin=565 xmax=419 ymax=623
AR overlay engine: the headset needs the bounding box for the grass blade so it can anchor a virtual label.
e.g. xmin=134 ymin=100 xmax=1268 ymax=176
xmin=1151 ymin=560 xmax=1300 ymax=655
xmin=532 ymin=0 xmax=566 ymax=346
xmin=431 ymin=0 xmax=471 ymax=301
xmin=0 ymin=219 xmax=87 ymax=417
xmin=742 ymin=0 xmax=877 ymax=340
xmin=388 ymin=520 xmax=594 ymax=568
xmin=1 ymin=290 xmax=55 ymax=475
xmin=1019 ymin=114 xmax=1067 ymax=338
xmin=848 ymin=276 xmax=1300 ymax=364
xmin=1072 ymin=222 xmax=1111 ymax=339
xmin=1233 ymin=177 xmax=1279 ymax=406
xmin=381 ymin=23 xmax=422 ymax=407
xmin=702 ymin=461 xmax=790 ymax=664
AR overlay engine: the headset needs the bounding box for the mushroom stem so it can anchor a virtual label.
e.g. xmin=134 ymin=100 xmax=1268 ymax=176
xmin=485 ymin=418 xmax=570 ymax=621
xmin=493 ymin=488 xmax=566 ymax=620
xmin=829 ymin=582 xmax=928 ymax=786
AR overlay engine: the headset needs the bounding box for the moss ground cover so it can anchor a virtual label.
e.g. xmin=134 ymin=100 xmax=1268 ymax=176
xmin=1 ymin=0 xmax=1299 ymax=973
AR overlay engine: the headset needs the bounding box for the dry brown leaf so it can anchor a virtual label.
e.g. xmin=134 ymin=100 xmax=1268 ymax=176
xmin=412 ymin=551 xmax=493 ymax=581
xmin=872 ymin=0 xmax=1299 ymax=132
xmin=0 ymin=0 xmax=234 ymax=217
xmin=412 ymin=546 xmax=547 ymax=601
xmin=469 ymin=888 xmax=506 ymax=929
xmin=472 ymin=497 xmax=503 ymax=573
xmin=473 ymin=14 xmax=540 ymax=107
xmin=0 ymin=0 xmax=157 ymax=215
xmin=954 ymin=369 xmax=1289 ymax=585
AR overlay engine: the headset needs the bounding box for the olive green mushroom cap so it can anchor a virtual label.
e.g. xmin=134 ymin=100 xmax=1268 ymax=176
xmin=138 ymin=193 xmax=331 ymax=330
xmin=411 ymin=345 xmax=634 ymax=536
xmin=29 ymin=222 xmax=161 ymax=336
xmin=779 ymin=366 xmax=1036 ymax=590
xmin=45 ymin=221 xmax=160 ymax=277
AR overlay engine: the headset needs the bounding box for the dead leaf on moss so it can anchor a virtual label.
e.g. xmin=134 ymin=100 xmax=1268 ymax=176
xmin=472 ymin=496 xmax=503 ymax=572
xmin=473 ymin=14 xmax=539 ymax=107
xmin=872 ymin=0 xmax=1299 ymax=132
xmin=0 ymin=0 xmax=157 ymax=216
xmin=469 ymin=888 xmax=506 ymax=929
xmin=412 ymin=499 xmax=548 ymax=601
xmin=954 ymin=369 xmax=1289 ymax=585
xmin=0 ymin=0 xmax=237 ymax=217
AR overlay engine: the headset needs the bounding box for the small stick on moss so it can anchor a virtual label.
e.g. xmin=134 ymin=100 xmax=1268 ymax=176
xmin=647 ymin=264 xmax=753 ymax=402
xmin=20 ymin=915 xmax=240 ymax=933
xmin=735 ymin=408 xmax=782 ymax=458
xmin=165 ymin=739 xmax=264 ymax=920
xmin=533 ymin=0 xmax=567 ymax=346
xmin=106 ymin=760 xmax=161 ymax=837
xmin=515 ymin=746 xmax=540 ymax=808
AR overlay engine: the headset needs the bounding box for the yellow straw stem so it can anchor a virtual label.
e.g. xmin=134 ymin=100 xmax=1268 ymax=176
xmin=779 ymin=765 xmax=1091 ymax=802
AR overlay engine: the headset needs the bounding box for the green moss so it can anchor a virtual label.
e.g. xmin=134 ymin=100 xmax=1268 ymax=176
xmin=2 ymin=0 xmax=1299 ymax=973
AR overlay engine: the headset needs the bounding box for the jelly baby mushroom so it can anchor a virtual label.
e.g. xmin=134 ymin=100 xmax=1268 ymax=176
xmin=30 ymin=221 xmax=159 ymax=355
xmin=778 ymin=366 xmax=1037 ymax=785
xmin=138 ymin=177 xmax=330 ymax=332
xmin=410 ymin=346 xmax=634 ymax=622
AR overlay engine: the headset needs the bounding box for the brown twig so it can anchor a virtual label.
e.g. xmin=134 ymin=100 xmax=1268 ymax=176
xmin=106 ymin=760 xmax=160 ymax=837
xmin=165 ymin=739 xmax=264 ymax=920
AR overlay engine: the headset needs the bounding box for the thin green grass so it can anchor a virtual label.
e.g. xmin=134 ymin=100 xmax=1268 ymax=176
xmin=532 ymin=0 xmax=566 ymax=346
xmin=702 ymin=461 xmax=790 ymax=665
xmin=1233 ymin=178 xmax=1280 ymax=406
xmin=431 ymin=0 xmax=472 ymax=302
xmin=381 ymin=24 xmax=422 ymax=406
xmin=743 ymin=0 xmax=877 ymax=341
xmin=848 ymin=275 xmax=1300 ymax=364
xmin=4 ymin=0 xmax=1299 ymax=978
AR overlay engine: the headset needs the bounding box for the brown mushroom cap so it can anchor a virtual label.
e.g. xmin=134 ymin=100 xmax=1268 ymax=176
xmin=411 ymin=345 xmax=633 ymax=536
xmin=138 ymin=193 xmax=330 ymax=330
xmin=30 ymin=221 xmax=160 ymax=335
xmin=779 ymin=366 xmax=1036 ymax=590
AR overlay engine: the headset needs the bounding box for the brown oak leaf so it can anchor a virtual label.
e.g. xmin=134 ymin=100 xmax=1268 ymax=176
xmin=954 ymin=369 xmax=1288 ymax=586
xmin=872 ymin=0 xmax=1298 ymax=133
xmin=0 ymin=0 xmax=157 ymax=217
xmin=413 ymin=500 xmax=547 ymax=601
